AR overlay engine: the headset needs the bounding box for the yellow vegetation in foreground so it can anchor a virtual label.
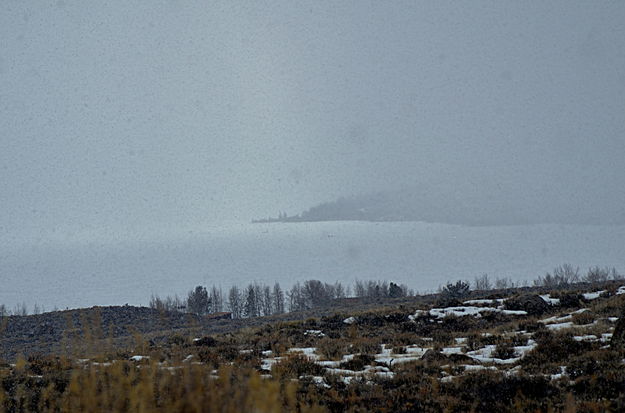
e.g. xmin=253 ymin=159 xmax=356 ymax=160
xmin=0 ymin=361 xmax=325 ymax=413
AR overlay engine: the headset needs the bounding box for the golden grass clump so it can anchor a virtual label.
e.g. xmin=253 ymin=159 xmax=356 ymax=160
xmin=1 ymin=359 xmax=325 ymax=413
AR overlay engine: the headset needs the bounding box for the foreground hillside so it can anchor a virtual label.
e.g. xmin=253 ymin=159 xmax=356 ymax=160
xmin=0 ymin=295 xmax=432 ymax=362
xmin=2 ymin=281 xmax=625 ymax=411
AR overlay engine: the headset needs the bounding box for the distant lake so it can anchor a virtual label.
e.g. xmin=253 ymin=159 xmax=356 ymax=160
xmin=2 ymin=222 xmax=625 ymax=310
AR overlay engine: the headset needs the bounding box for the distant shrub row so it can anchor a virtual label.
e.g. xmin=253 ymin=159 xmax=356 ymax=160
xmin=149 ymin=263 xmax=623 ymax=320
xmin=2 ymin=263 xmax=621 ymax=317
xmin=150 ymin=279 xmax=412 ymax=318
xmin=470 ymin=264 xmax=623 ymax=292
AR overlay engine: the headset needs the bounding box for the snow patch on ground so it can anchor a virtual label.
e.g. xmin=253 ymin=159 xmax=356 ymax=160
xmin=601 ymin=333 xmax=613 ymax=342
xmin=441 ymin=347 xmax=464 ymax=355
xmin=261 ymin=357 xmax=283 ymax=371
xmin=462 ymin=364 xmax=497 ymax=372
xmin=540 ymin=295 xmax=561 ymax=305
xmin=288 ymin=347 xmax=319 ymax=360
xmin=463 ymin=298 xmax=506 ymax=305
xmin=546 ymin=322 xmax=574 ymax=330
xmin=541 ymin=314 xmax=573 ymax=324
xmin=583 ymin=291 xmax=606 ymax=300
xmin=464 ymin=340 xmax=536 ymax=365
xmin=573 ymin=335 xmax=598 ymax=342
xmin=411 ymin=306 xmax=527 ymax=320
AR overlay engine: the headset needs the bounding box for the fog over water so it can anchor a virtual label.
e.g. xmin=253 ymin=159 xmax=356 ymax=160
xmin=2 ymin=222 xmax=625 ymax=310
xmin=1 ymin=2 xmax=624 ymax=309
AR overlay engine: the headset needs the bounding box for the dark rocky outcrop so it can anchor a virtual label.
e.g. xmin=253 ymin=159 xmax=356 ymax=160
xmin=556 ymin=293 xmax=582 ymax=308
xmin=193 ymin=336 xmax=217 ymax=347
xmin=448 ymin=353 xmax=475 ymax=364
xmin=435 ymin=298 xmax=464 ymax=308
xmin=421 ymin=349 xmax=447 ymax=363
xmin=504 ymin=294 xmax=550 ymax=316
xmin=0 ymin=306 xmax=205 ymax=361
xmin=0 ymin=294 xmax=431 ymax=362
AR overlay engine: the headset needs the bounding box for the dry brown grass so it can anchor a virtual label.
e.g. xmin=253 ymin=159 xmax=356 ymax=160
xmin=1 ymin=359 xmax=325 ymax=413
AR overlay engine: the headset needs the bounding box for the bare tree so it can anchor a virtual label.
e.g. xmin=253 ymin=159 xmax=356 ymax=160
xmin=474 ymin=274 xmax=491 ymax=291
xmin=494 ymin=276 xmax=516 ymax=290
xmin=149 ymin=294 xmax=165 ymax=311
xmin=150 ymin=294 xmax=183 ymax=312
xmin=365 ymin=280 xmax=377 ymax=297
xmin=583 ymin=266 xmax=611 ymax=284
xmin=534 ymin=264 xmax=580 ymax=288
xmin=170 ymin=295 xmax=185 ymax=311
xmin=553 ymin=264 xmax=580 ymax=285
xmin=243 ymin=284 xmax=260 ymax=318
xmin=353 ymin=280 xmax=366 ymax=298
xmin=323 ymin=282 xmax=336 ymax=300
xmin=227 ymin=285 xmax=243 ymax=319
xmin=13 ymin=302 xmax=28 ymax=316
xmin=302 ymin=280 xmax=326 ymax=308
xmin=272 ymin=282 xmax=285 ymax=314
xmin=210 ymin=286 xmax=223 ymax=313
xmin=261 ymin=284 xmax=273 ymax=316
xmin=334 ymin=282 xmax=346 ymax=299
xmin=288 ymin=282 xmax=307 ymax=312
xmin=611 ymin=267 xmax=624 ymax=280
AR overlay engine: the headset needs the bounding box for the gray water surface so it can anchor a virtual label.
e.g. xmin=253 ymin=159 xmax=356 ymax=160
xmin=2 ymin=222 xmax=625 ymax=310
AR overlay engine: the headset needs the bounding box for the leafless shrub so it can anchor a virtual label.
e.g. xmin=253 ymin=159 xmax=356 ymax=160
xmin=533 ymin=264 xmax=579 ymax=288
xmin=494 ymin=277 xmax=517 ymax=290
xmin=149 ymin=294 xmax=184 ymax=312
xmin=473 ymin=274 xmax=491 ymax=291
xmin=584 ymin=266 xmax=609 ymax=283
xmin=227 ymin=285 xmax=243 ymax=318
xmin=317 ymin=337 xmax=349 ymax=360
xmin=493 ymin=341 xmax=516 ymax=359
xmin=13 ymin=302 xmax=28 ymax=316
xmin=571 ymin=311 xmax=595 ymax=325
xmin=353 ymin=279 xmax=408 ymax=298
xmin=272 ymin=282 xmax=285 ymax=314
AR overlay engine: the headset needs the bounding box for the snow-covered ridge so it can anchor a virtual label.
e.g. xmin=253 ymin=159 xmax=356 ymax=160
xmin=409 ymin=305 xmax=527 ymax=320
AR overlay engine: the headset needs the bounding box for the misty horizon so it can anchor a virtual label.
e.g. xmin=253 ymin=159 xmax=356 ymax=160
xmin=1 ymin=2 xmax=625 ymax=311
xmin=2 ymin=1 xmax=624 ymax=245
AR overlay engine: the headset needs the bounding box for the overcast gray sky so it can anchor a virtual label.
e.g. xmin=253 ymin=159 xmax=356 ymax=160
xmin=2 ymin=1 xmax=624 ymax=243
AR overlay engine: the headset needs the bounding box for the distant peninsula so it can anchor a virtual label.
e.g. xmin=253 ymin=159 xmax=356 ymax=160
xmin=252 ymin=191 xmax=472 ymax=224
xmin=252 ymin=188 xmax=625 ymax=226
